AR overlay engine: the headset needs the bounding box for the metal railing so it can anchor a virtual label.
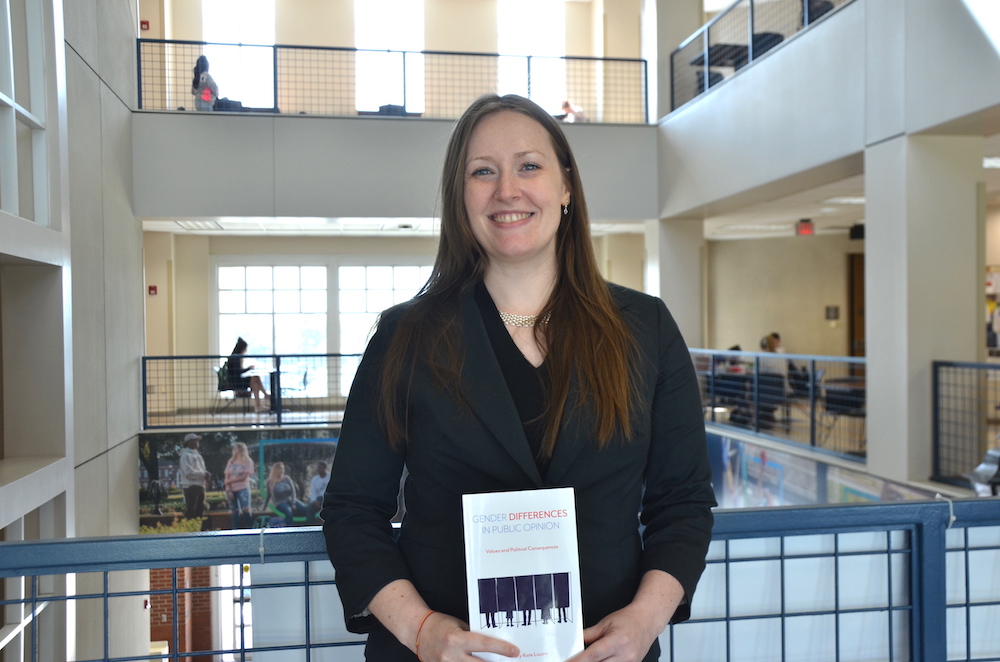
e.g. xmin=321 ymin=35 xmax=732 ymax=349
xmin=933 ymin=360 xmax=1000 ymax=488
xmin=692 ymin=349 xmax=866 ymax=460
xmin=137 ymin=39 xmax=648 ymax=124
xmin=671 ymin=0 xmax=853 ymax=109
xmin=142 ymin=353 xmax=361 ymax=429
xmin=2 ymin=499 xmax=998 ymax=661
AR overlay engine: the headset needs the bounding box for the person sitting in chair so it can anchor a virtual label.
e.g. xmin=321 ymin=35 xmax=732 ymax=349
xmin=226 ymin=337 xmax=270 ymax=413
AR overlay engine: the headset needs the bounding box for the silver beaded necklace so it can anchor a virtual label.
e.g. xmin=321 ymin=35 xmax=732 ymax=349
xmin=498 ymin=310 xmax=551 ymax=328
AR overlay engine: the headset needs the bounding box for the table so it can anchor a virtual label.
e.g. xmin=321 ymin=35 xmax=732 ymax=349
xmin=690 ymin=43 xmax=749 ymax=69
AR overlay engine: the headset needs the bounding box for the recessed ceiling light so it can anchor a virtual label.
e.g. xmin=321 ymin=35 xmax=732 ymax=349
xmin=984 ymin=157 xmax=1000 ymax=169
xmin=822 ymin=196 xmax=866 ymax=205
xmin=176 ymin=220 xmax=223 ymax=231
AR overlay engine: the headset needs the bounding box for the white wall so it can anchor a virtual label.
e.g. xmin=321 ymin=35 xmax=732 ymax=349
xmin=133 ymin=113 xmax=661 ymax=222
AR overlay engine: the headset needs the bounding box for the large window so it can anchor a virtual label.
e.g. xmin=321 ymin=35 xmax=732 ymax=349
xmin=497 ymin=0 xmax=566 ymax=114
xmin=338 ymin=265 xmax=432 ymax=354
xmin=217 ymin=265 xmax=327 ymax=357
xmin=202 ymin=0 xmax=275 ymax=108
xmin=338 ymin=264 xmax=432 ymax=394
xmin=354 ymin=0 xmax=424 ymax=113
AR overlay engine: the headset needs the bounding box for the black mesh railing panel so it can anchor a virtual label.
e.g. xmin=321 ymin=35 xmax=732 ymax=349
xmin=138 ymin=41 xmax=647 ymax=123
xmin=143 ymin=354 xmax=360 ymax=429
xmin=933 ymin=362 xmax=998 ymax=487
xmin=423 ymin=51 xmax=499 ymax=119
xmin=670 ymin=0 xmax=857 ymax=110
xmin=276 ymin=46 xmax=356 ymax=116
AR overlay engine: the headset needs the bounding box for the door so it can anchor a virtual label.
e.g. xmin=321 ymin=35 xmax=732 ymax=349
xmin=848 ymin=253 xmax=865 ymax=357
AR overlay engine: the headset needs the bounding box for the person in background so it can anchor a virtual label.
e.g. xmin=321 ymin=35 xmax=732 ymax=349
xmin=227 ymin=337 xmax=270 ymax=412
xmin=322 ymin=93 xmax=715 ymax=662
xmin=308 ymin=461 xmax=331 ymax=521
xmin=192 ymin=55 xmax=218 ymax=112
xmin=178 ymin=433 xmax=210 ymax=520
xmin=560 ymin=100 xmax=589 ymax=123
xmin=224 ymin=442 xmax=255 ymax=528
xmin=264 ymin=461 xmax=308 ymax=526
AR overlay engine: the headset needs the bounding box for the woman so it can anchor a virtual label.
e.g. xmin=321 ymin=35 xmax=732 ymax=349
xmin=191 ymin=55 xmax=218 ymax=112
xmin=321 ymin=94 xmax=716 ymax=662
xmin=223 ymin=442 xmax=255 ymax=528
xmin=263 ymin=462 xmax=307 ymax=526
xmin=226 ymin=337 xmax=269 ymax=412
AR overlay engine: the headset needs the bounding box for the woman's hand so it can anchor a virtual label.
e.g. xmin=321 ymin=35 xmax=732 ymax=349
xmin=566 ymin=570 xmax=682 ymax=662
xmin=413 ymin=611 xmax=519 ymax=662
xmin=566 ymin=604 xmax=662 ymax=662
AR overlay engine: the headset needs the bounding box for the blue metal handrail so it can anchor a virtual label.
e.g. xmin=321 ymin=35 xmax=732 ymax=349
xmin=2 ymin=499 xmax=998 ymax=661
xmin=692 ymin=349 xmax=866 ymax=460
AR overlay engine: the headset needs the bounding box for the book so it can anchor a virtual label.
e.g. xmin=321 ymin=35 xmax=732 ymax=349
xmin=462 ymin=487 xmax=584 ymax=661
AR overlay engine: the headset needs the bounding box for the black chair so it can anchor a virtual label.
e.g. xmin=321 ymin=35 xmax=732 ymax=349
xmin=819 ymin=380 xmax=866 ymax=451
xmin=806 ymin=0 xmax=834 ymax=24
xmin=697 ymin=69 xmax=724 ymax=93
xmin=213 ymin=363 xmax=252 ymax=415
xmin=757 ymin=372 xmax=789 ymax=429
xmin=748 ymin=32 xmax=784 ymax=63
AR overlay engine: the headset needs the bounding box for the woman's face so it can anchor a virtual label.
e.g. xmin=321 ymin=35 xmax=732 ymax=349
xmin=463 ymin=111 xmax=570 ymax=270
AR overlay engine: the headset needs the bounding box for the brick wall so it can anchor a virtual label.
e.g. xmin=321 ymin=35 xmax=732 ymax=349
xmin=149 ymin=567 xmax=214 ymax=662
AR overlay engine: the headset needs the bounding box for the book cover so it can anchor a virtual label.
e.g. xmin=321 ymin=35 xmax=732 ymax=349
xmin=462 ymin=487 xmax=584 ymax=661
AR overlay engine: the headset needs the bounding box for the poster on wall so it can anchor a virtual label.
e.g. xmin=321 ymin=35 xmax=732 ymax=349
xmin=138 ymin=429 xmax=340 ymax=533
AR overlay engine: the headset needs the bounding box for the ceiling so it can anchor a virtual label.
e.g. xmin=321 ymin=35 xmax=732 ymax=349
xmin=142 ymin=135 xmax=1000 ymax=242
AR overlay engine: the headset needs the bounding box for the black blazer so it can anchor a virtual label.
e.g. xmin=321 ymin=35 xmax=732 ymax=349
xmin=322 ymin=284 xmax=716 ymax=661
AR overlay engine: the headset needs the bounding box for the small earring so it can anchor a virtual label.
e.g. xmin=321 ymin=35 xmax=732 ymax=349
xmin=562 ymin=204 xmax=569 ymax=216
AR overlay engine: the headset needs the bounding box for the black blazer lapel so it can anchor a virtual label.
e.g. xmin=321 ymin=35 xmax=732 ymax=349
xmin=458 ymin=292 xmax=544 ymax=486
xmin=544 ymin=371 xmax=592 ymax=485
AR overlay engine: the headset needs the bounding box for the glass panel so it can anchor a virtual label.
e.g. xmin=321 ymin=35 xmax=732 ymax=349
xmin=393 ymin=266 xmax=423 ymax=290
xmin=784 ymin=557 xmax=836 ymax=612
xmin=730 ymin=617 xmax=782 ymax=662
xmin=784 ymin=614 xmax=836 ymax=662
xmin=273 ymin=266 xmax=300 ymax=289
xmin=219 ymin=291 xmax=246 ymax=314
xmin=246 ymin=290 xmax=273 ymax=314
xmin=837 ymin=554 xmax=889 ymax=609
xmin=728 ymin=559 xmax=782 ymax=617
xmin=301 ymin=266 xmax=327 ymax=289
xmin=339 ymin=290 xmax=367 ymax=314
xmin=366 ymin=289 xmax=394 ymax=313
xmin=246 ymin=266 xmax=273 ymax=290
xmin=301 ymin=290 xmax=327 ymax=313
xmin=219 ymin=267 xmax=246 ymax=289
xmin=340 ymin=312 xmax=378 ymax=353
xmin=275 ymin=313 xmax=327 ymax=354
xmin=838 ymin=611 xmax=889 ymax=661
xmin=16 ymin=119 xmax=34 ymax=221
xmin=339 ymin=266 xmax=366 ymax=289
xmin=366 ymin=266 xmax=394 ymax=290
xmin=273 ymin=290 xmax=300 ymax=313
xmin=220 ymin=315 xmax=274 ymax=355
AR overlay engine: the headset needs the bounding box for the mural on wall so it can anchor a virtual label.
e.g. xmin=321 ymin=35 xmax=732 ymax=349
xmin=139 ymin=429 xmax=340 ymax=532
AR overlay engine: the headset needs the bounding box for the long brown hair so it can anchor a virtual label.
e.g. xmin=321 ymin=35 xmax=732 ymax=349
xmin=379 ymin=94 xmax=637 ymax=457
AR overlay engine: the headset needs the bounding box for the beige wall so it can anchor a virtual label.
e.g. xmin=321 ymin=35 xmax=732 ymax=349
xmin=426 ymin=0 xmax=498 ymax=52
xmin=707 ymin=234 xmax=861 ymax=356
xmin=276 ymin=0 xmax=354 ymax=47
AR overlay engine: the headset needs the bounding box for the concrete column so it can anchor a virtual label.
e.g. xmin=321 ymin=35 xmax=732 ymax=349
xmin=645 ymin=218 xmax=705 ymax=347
xmin=864 ymin=134 xmax=984 ymax=483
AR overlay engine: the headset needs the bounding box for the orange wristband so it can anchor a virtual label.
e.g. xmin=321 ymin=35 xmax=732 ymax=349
xmin=415 ymin=609 xmax=435 ymax=662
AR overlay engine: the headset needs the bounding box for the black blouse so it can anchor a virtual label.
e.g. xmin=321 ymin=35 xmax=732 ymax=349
xmin=474 ymin=282 xmax=550 ymax=476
